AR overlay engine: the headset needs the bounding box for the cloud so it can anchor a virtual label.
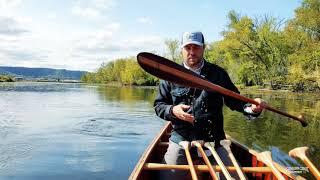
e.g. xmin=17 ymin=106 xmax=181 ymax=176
xmin=0 ymin=47 xmax=49 ymax=61
xmin=92 ymin=0 xmax=116 ymax=10
xmin=0 ymin=0 xmax=21 ymax=7
xmin=72 ymin=23 xmax=120 ymax=52
xmin=0 ymin=0 xmax=21 ymax=16
xmin=68 ymin=24 xmax=164 ymax=71
xmin=0 ymin=38 xmax=52 ymax=68
xmin=71 ymin=0 xmax=116 ymax=19
xmin=47 ymin=13 xmax=57 ymax=20
xmin=0 ymin=16 xmax=29 ymax=36
xmin=137 ymin=17 xmax=152 ymax=24
xmin=71 ymin=6 xmax=100 ymax=19
xmin=71 ymin=36 xmax=164 ymax=71
xmin=0 ymin=1 xmax=165 ymax=71
xmin=73 ymin=30 xmax=163 ymax=55
xmin=0 ymin=0 xmax=32 ymax=37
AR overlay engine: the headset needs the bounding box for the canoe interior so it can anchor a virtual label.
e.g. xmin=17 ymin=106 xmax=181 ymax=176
xmin=130 ymin=122 xmax=295 ymax=180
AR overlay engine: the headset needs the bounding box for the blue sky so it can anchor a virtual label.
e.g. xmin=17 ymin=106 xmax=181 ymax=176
xmin=0 ymin=0 xmax=302 ymax=71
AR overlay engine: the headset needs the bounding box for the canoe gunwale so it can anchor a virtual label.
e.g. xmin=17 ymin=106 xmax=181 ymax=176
xmin=129 ymin=122 xmax=171 ymax=180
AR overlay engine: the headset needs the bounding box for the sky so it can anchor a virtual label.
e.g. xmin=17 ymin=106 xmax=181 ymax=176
xmin=0 ymin=0 xmax=302 ymax=72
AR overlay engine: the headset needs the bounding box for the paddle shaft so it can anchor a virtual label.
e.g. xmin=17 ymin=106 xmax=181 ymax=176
xmin=137 ymin=52 xmax=307 ymax=127
xmin=220 ymin=140 xmax=247 ymax=180
xmin=183 ymin=148 xmax=198 ymax=180
xmin=227 ymin=150 xmax=247 ymax=180
xmin=289 ymin=147 xmax=320 ymax=179
xmin=257 ymin=151 xmax=285 ymax=180
xmin=192 ymin=142 xmax=219 ymax=180
xmin=204 ymin=143 xmax=233 ymax=180
xmin=192 ymin=78 xmax=306 ymax=126
xmin=302 ymin=158 xmax=320 ymax=179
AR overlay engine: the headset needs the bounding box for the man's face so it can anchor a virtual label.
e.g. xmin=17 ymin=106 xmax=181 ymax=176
xmin=182 ymin=44 xmax=204 ymax=68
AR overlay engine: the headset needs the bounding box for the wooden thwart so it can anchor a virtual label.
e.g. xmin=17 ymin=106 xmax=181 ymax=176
xmin=144 ymin=163 xmax=274 ymax=173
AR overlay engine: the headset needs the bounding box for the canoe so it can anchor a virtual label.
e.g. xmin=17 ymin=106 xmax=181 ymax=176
xmin=129 ymin=122 xmax=302 ymax=180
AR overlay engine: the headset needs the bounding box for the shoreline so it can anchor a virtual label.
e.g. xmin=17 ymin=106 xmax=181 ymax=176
xmin=96 ymin=83 xmax=319 ymax=93
xmin=3 ymin=81 xmax=319 ymax=93
xmin=1 ymin=80 xmax=83 ymax=83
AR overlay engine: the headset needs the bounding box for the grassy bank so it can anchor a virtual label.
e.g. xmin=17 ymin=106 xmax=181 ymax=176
xmin=0 ymin=75 xmax=14 ymax=82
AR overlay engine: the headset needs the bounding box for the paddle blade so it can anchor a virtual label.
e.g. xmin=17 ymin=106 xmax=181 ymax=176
xmin=137 ymin=52 xmax=212 ymax=91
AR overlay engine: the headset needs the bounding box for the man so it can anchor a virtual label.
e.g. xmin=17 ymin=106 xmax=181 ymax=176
xmin=154 ymin=31 xmax=265 ymax=179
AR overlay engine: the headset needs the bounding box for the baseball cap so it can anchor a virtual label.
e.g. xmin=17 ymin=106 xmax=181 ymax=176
xmin=181 ymin=31 xmax=204 ymax=48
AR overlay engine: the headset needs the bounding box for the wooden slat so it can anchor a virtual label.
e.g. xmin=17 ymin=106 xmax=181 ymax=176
xmin=158 ymin=142 xmax=169 ymax=146
xmin=144 ymin=163 xmax=275 ymax=173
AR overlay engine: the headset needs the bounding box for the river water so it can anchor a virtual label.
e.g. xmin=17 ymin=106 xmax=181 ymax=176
xmin=0 ymin=82 xmax=319 ymax=179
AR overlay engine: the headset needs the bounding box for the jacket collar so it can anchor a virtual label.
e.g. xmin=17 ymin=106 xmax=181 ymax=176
xmin=183 ymin=59 xmax=204 ymax=75
xmin=200 ymin=59 xmax=210 ymax=78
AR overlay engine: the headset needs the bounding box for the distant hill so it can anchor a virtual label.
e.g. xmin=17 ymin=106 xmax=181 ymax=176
xmin=0 ymin=66 xmax=87 ymax=80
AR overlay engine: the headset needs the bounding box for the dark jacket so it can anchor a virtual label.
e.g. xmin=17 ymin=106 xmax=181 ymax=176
xmin=154 ymin=60 xmax=248 ymax=145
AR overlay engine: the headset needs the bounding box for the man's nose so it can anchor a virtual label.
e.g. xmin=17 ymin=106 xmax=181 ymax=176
xmin=189 ymin=48 xmax=195 ymax=55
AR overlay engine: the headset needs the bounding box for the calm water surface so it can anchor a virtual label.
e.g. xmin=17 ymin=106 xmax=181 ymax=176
xmin=0 ymin=82 xmax=319 ymax=179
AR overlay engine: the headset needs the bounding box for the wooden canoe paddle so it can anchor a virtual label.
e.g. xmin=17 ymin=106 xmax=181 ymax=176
xmin=204 ymin=142 xmax=234 ymax=180
xmin=137 ymin=52 xmax=307 ymax=127
xmin=220 ymin=140 xmax=247 ymax=180
xmin=191 ymin=141 xmax=219 ymax=180
xmin=179 ymin=141 xmax=198 ymax=180
xmin=256 ymin=151 xmax=286 ymax=180
xmin=289 ymin=147 xmax=320 ymax=179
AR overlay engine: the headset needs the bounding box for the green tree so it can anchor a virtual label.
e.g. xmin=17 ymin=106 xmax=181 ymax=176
xmin=82 ymin=0 xmax=320 ymax=91
xmin=81 ymin=72 xmax=97 ymax=83
xmin=293 ymin=0 xmax=320 ymax=40
xmin=208 ymin=11 xmax=290 ymax=88
xmin=81 ymin=56 xmax=159 ymax=86
xmin=165 ymin=38 xmax=182 ymax=63
xmin=284 ymin=0 xmax=320 ymax=91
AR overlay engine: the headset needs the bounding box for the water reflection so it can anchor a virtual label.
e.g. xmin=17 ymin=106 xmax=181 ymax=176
xmin=0 ymin=82 xmax=82 ymax=92
xmin=225 ymin=90 xmax=320 ymax=178
xmin=74 ymin=116 xmax=148 ymax=139
xmin=96 ymin=85 xmax=157 ymax=105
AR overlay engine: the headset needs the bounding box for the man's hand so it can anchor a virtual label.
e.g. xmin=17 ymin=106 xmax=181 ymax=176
xmin=251 ymin=98 xmax=267 ymax=113
xmin=172 ymin=104 xmax=194 ymax=124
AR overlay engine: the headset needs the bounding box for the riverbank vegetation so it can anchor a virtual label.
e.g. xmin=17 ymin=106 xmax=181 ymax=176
xmin=0 ymin=75 xmax=14 ymax=82
xmin=81 ymin=0 xmax=320 ymax=92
